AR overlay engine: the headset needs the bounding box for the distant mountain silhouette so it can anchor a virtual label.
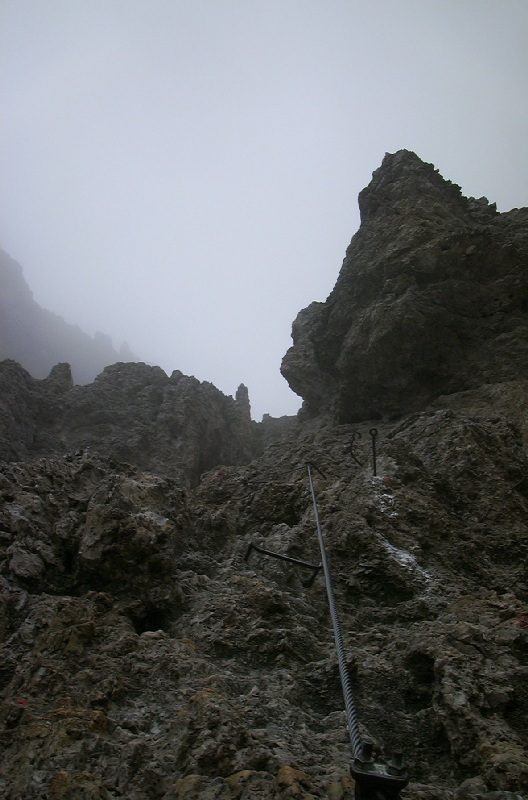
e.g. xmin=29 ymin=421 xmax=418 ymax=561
xmin=0 ymin=248 xmax=137 ymax=383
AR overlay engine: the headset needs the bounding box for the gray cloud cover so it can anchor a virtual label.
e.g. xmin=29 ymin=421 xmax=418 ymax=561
xmin=1 ymin=0 xmax=527 ymax=418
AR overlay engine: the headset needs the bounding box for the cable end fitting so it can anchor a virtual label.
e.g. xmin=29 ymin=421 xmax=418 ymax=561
xmin=351 ymin=746 xmax=409 ymax=799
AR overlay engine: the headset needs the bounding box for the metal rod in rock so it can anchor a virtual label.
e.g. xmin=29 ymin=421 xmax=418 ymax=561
xmin=369 ymin=428 xmax=378 ymax=476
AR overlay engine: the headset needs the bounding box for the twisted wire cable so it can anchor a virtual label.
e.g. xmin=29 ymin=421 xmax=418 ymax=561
xmin=307 ymin=463 xmax=363 ymax=759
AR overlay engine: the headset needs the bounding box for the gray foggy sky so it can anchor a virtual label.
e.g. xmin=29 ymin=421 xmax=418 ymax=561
xmin=1 ymin=1 xmax=527 ymax=419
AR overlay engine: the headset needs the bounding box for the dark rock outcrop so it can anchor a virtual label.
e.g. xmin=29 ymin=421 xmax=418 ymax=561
xmin=281 ymin=150 xmax=528 ymax=422
xmin=0 ymin=360 xmax=260 ymax=486
xmin=0 ymin=406 xmax=527 ymax=799
xmin=0 ymin=152 xmax=526 ymax=799
xmin=0 ymin=248 xmax=137 ymax=384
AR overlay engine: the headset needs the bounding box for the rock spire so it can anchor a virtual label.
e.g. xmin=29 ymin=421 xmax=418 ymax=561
xmin=281 ymin=150 xmax=528 ymax=422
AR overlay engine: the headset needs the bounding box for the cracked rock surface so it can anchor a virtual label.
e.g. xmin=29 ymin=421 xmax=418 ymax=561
xmin=1 ymin=404 xmax=527 ymax=799
xmin=1 ymin=151 xmax=527 ymax=799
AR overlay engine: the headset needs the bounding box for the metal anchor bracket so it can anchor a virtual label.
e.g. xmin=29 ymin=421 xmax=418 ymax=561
xmin=244 ymin=542 xmax=322 ymax=588
xmin=348 ymin=431 xmax=363 ymax=466
xmin=351 ymin=741 xmax=409 ymax=799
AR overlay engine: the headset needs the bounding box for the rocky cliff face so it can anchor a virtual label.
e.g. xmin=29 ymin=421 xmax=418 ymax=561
xmin=0 ymin=360 xmax=260 ymax=487
xmin=0 ymin=249 xmax=137 ymax=384
xmin=1 ymin=409 xmax=526 ymax=800
xmin=281 ymin=150 xmax=528 ymax=423
xmin=0 ymin=151 xmax=527 ymax=800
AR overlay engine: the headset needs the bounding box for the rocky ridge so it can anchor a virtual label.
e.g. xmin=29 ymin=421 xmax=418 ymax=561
xmin=0 ymin=359 xmax=272 ymax=487
xmin=0 ymin=151 xmax=527 ymax=799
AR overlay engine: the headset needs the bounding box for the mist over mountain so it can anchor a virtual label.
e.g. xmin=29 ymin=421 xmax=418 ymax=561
xmin=0 ymin=151 xmax=527 ymax=800
xmin=0 ymin=248 xmax=137 ymax=384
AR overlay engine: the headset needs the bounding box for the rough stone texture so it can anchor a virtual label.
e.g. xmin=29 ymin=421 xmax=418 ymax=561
xmin=0 ymin=360 xmax=265 ymax=486
xmin=0 ymin=248 xmax=138 ymax=384
xmin=281 ymin=150 xmax=528 ymax=422
xmin=0 ymin=406 xmax=527 ymax=799
xmin=0 ymin=152 xmax=527 ymax=799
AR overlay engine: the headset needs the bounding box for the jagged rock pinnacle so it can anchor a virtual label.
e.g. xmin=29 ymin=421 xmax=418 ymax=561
xmin=281 ymin=150 xmax=528 ymax=422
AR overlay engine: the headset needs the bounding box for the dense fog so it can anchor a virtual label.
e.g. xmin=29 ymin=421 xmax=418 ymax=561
xmin=1 ymin=1 xmax=527 ymax=418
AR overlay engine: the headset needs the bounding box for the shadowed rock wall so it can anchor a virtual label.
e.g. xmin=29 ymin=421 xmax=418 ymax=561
xmin=281 ymin=150 xmax=528 ymax=422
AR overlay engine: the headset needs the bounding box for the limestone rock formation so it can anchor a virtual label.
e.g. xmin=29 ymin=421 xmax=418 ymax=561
xmin=281 ymin=150 xmax=528 ymax=422
xmin=0 ymin=248 xmax=137 ymax=384
xmin=0 ymin=408 xmax=526 ymax=799
xmin=0 ymin=360 xmax=261 ymax=486
xmin=0 ymin=151 xmax=527 ymax=799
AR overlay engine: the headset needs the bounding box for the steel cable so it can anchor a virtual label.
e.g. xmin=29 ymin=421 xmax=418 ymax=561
xmin=307 ymin=463 xmax=363 ymax=759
